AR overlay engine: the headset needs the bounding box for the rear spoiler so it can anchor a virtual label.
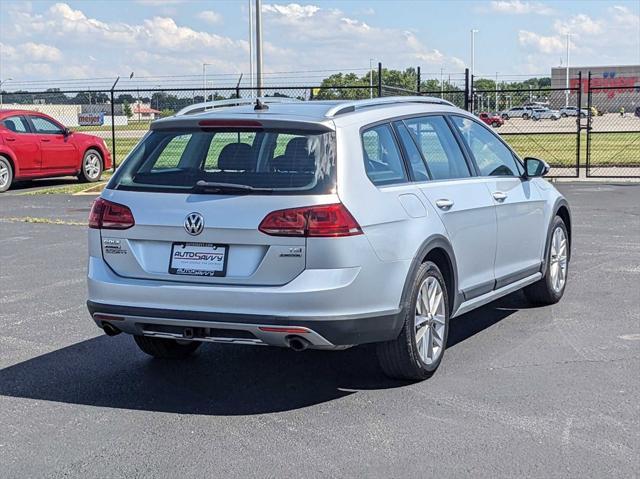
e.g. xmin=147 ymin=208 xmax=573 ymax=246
xmin=151 ymin=116 xmax=334 ymax=133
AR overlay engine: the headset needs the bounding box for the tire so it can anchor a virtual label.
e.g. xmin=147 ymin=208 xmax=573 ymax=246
xmin=0 ymin=156 xmax=13 ymax=193
xmin=522 ymin=114 xmax=530 ymax=120
xmin=524 ymin=216 xmax=569 ymax=305
xmin=532 ymin=116 xmax=539 ymax=121
xmin=78 ymin=149 xmax=103 ymax=183
xmin=377 ymin=261 xmax=449 ymax=381
xmin=502 ymin=114 xmax=509 ymax=120
xmin=561 ymin=113 xmax=568 ymax=118
xmin=134 ymin=335 xmax=201 ymax=359
xmin=491 ymin=121 xmax=499 ymax=128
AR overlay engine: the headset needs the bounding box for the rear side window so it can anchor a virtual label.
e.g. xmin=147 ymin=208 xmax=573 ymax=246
xmin=362 ymin=124 xmax=407 ymax=185
xmin=404 ymin=116 xmax=471 ymax=181
xmin=109 ymin=127 xmax=336 ymax=195
xmin=450 ymin=116 xmax=522 ymax=177
xmin=2 ymin=116 xmax=30 ymax=133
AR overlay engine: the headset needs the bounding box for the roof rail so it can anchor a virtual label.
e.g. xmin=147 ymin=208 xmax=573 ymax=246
xmin=324 ymin=96 xmax=455 ymax=118
xmin=176 ymin=97 xmax=302 ymax=116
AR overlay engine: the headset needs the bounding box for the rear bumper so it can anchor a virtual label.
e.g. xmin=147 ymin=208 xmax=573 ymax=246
xmin=87 ymin=255 xmax=409 ymax=346
xmin=88 ymin=301 xmax=404 ymax=347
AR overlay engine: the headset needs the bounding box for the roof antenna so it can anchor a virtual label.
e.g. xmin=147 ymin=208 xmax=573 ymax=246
xmin=254 ymin=98 xmax=269 ymax=110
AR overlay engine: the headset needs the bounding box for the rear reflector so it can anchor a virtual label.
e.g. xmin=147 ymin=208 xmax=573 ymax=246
xmin=258 ymin=326 xmax=310 ymax=334
xmin=89 ymin=198 xmax=135 ymax=230
xmin=258 ymin=203 xmax=362 ymax=238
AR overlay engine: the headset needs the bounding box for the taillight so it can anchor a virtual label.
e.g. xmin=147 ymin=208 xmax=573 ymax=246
xmin=88 ymin=198 xmax=135 ymax=230
xmin=258 ymin=203 xmax=362 ymax=237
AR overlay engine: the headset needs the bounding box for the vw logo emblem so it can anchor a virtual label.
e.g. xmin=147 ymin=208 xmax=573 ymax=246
xmin=184 ymin=212 xmax=204 ymax=236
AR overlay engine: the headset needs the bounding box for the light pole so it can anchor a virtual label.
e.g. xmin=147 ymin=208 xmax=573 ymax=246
xmin=248 ymin=0 xmax=254 ymax=95
xmin=565 ymin=32 xmax=571 ymax=107
xmin=202 ymin=63 xmax=214 ymax=101
xmin=470 ymin=29 xmax=479 ymax=80
xmin=255 ymin=0 xmax=263 ymax=96
xmin=1 ymin=78 xmax=13 ymax=106
xmin=470 ymin=29 xmax=479 ymax=112
xmin=440 ymin=68 xmax=444 ymax=98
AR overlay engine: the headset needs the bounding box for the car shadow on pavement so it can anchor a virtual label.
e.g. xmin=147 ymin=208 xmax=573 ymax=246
xmin=9 ymin=177 xmax=80 ymax=192
xmin=0 ymin=293 xmax=524 ymax=415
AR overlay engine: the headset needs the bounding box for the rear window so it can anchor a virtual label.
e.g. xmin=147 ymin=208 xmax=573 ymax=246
xmin=108 ymin=128 xmax=336 ymax=195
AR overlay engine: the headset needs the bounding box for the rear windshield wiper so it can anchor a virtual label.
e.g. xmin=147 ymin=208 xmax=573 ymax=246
xmin=193 ymin=180 xmax=273 ymax=194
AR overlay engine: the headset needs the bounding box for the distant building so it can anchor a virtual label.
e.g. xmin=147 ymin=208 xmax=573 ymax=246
xmin=551 ymin=65 xmax=640 ymax=112
xmin=132 ymin=101 xmax=161 ymax=121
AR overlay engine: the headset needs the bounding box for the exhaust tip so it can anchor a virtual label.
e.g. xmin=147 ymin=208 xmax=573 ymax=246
xmin=286 ymin=336 xmax=310 ymax=352
xmin=102 ymin=322 xmax=121 ymax=337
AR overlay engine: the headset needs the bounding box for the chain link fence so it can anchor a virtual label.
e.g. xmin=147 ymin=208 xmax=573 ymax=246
xmin=585 ymin=82 xmax=640 ymax=178
xmin=471 ymin=84 xmax=583 ymax=178
xmin=1 ymin=71 xmax=637 ymax=179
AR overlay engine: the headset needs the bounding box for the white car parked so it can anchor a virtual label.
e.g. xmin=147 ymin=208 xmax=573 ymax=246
xmin=87 ymin=96 xmax=571 ymax=380
xmin=559 ymin=106 xmax=588 ymax=118
xmin=531 ymin=108 xmax=561 ymax=121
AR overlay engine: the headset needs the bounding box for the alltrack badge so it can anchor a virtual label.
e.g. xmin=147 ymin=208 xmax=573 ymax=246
xmin=184 ymin=213 xmax=204 ymax=236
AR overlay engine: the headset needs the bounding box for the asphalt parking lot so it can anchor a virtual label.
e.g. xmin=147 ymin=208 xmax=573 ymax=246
xmin=0 ymin=183 xmax=638 ymax=478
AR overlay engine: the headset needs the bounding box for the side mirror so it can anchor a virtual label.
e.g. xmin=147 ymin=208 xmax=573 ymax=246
xmin=63 ymin=128 xmax=72 ymax=137
xmin=524 ymin=157 xmax=550 ymax=178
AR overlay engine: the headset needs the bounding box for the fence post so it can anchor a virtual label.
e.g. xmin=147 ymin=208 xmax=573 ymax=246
xmin=464 ymin=68 xmax=470 ymax=111
xmin=377 ymin=62 xmax=383 ymax=97
xmin=416 ymin=66 xmax=421 ymax=94
xmin=586 ymin=71 xmax=592 ymax=176
xmin=110 ymin=76 xmax=120 ymax=171
xmin=575 ymin=71 xmax=582 ymax=177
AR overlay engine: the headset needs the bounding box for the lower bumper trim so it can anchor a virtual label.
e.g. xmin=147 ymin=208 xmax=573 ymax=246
xmin=87 ymin=301 xmax=404 ymax=346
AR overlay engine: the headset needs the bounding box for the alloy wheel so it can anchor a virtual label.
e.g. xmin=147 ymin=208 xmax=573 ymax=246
xmin=549 ymin=226 xmax=568 ymax=293
xmin=415 ymin=276 xmax=446 ymax=365
xmin=84 ymin=153 xmax=101 ymax=180
xmin=0 ymin=162 xmax=9 ymax=188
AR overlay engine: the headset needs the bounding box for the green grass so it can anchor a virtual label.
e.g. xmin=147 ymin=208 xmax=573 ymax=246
xmin=23 ymin=172 xmax=112 ymax=195
xmin=503 ymin=132 xmax=640 ymax=167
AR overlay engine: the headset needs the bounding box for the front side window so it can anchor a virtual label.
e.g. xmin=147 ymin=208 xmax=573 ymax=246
xmin=30 ymin=116 xmax=64 ymax=135
xmin=404 ymin=116 xmax=471 ymax=181
xmin=2 ymin=116 xmax=29 ymax=133
xmin=362 ymin=123 xmax=407 ymax=185
xmin=450 ymin=116 xmax=521 ymax=177
xmin=109 ymin=127 xmax=336 ymax=195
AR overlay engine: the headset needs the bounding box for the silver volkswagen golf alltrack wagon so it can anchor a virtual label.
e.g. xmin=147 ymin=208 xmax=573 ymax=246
xmin=87 ymin=97 xmax=571 ymax=380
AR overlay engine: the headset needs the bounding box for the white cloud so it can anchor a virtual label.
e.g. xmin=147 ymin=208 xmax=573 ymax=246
xmin=553 ymin=14 xmax=603 ymax=35
xmin=518 ymin=31 xmax=565 ymax=54
xmin=1 ymin=42 xmax=62 ymax=63
xmin=197 ymin=10 xmax=222 ymax=25
xmin=516 ymin=5 xmax=639 ymax=72
xmin=262 ymin=3 xmax=320 ymax=19
xmin=490 ymin=1 xmax=554 ymax=15
xmin=135 ymin=0 xmax=186 ymax=5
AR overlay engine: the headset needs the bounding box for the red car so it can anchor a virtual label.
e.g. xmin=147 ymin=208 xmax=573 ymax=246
xmin=478 ymin=112 xmax=504 ymax=128
xmin=0 ymin=110 xmax=112 ymax=192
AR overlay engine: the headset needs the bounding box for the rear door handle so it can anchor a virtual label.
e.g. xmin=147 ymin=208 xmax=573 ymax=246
xmin=40 ymin=139 xmax=51 ymax=142
xmin=435 ymin=199 xmax=454 ymax=210
xmin=6 ymin=137 xmax=16 ymax=142
xmin=492 ymin=191 xmax=507 ymax=202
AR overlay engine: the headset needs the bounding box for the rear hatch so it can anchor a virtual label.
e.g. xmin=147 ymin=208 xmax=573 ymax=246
xmin=96 ymin=118 xmax=337 ymax=286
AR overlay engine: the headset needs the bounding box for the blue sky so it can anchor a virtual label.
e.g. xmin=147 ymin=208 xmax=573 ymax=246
xmin=1 ymin=0 xmax=638 ymax=87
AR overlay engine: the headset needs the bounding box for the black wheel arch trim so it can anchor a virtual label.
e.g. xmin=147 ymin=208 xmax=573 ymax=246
xmin=398 ymin=234 xmax=461 ymax=326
